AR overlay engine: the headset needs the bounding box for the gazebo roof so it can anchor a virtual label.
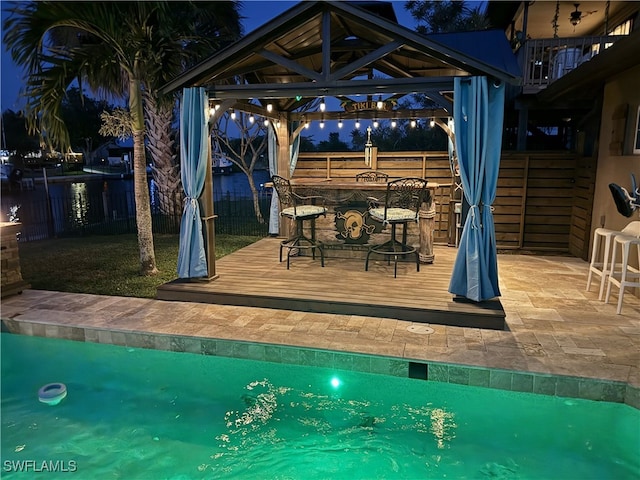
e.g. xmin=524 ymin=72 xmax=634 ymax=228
xmin=163 ymin=1 xmax=520 ymax=116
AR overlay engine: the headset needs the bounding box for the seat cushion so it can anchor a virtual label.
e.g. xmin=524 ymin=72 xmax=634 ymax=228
xmin=369 ymin=207 xmax=417 ymax=223
xmin=281 ymin=205 xmax=327 ymax=219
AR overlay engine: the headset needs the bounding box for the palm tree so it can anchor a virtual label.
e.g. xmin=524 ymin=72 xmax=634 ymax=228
xmin=2 ymin=1 xmax=242 ymax=275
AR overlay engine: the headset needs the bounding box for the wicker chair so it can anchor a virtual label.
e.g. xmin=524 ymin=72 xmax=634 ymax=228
xmin=365 ymin=177 xmax=428 ymax=277
xmin=271 ymin=175 xmax=327 ymax=269
xmin=355 ymin=170 xmax=389 ymax=183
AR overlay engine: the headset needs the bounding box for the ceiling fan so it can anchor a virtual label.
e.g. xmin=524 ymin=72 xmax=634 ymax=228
xmin=569 ymin=3 xmax=597 ymax=27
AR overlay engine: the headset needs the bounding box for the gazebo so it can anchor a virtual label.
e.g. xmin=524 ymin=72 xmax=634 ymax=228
xmin=160 ymin=0 xmax=521 ymax=327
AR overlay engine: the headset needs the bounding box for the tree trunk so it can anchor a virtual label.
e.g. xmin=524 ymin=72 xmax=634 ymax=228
xmin=246 ymin=171 xmax=265 ymax=223
xmin=130 ymin=79 xmax=158 ymax=276
xmin=144 ymin=92 xmax=183 ymax=222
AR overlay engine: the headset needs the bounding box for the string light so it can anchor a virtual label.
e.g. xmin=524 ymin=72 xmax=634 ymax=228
xmin=249 ymin=114 xmax=255 ymax=124
xmin=410 ymin=119 xmax=416 ymax=128
xmin=338 ymin=118 xmax=343 ymax=129
xmin=319 ymin=120 xmax=325 ymax=129
xmin=304 ymin=121 xmax=310 ymax=129
xmin=376 ymin=96 xmax=383 ymax=109
xmin=391 ymin=119 xmax=397 ymax=128
xmin=373 ymin=119 xmax=379 ymax=128
xmin=263 ymin=118 xmax=269 ymax=126
xmin=266 ymin=103 xmax=273 ymax=113
xmin=320 ymin=98 xmax=326 ymax=112
xmin=430 ymin=117 xmax=436 ymax=128
xmin=355 ymin=119 xmax=360 ymax=129
xmin=230 ymin=109 xmax=236 ymax=120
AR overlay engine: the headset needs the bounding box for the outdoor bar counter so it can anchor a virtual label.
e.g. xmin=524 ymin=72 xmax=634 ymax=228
xmin=281 ymin=177 xmax=438 ymax=263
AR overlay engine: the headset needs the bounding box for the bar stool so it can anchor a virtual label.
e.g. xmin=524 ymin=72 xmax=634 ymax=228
xmin=604 ymin=222 xmax=640 ymax=315
xmin=586 ymin=227 xmax=620 ymax=300
xmin=586 ymin=221 xmax=640 ymax=300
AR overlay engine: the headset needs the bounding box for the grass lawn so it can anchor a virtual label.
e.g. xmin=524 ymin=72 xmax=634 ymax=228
xmin=18 ymin=234 xmax=262 ymax=299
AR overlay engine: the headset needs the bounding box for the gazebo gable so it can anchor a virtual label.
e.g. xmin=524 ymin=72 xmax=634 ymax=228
xmin=163 ymin=0 xmax=519 ymax=113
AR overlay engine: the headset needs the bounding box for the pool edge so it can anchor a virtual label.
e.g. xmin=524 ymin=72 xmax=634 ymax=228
xmin=2 ymin=318 xmax=638 ymax=410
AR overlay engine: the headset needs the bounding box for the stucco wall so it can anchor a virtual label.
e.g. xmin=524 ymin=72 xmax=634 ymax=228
xmin=592 ymin=64 xmax=640 ymax=234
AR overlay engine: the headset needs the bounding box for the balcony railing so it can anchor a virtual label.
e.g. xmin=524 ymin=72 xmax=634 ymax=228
xmin=519 ymin=35 xmax=627 ymax=93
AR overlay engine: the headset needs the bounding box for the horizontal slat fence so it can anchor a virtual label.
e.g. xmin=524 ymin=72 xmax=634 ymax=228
xmin=295 ymin=150 xmax=591 ymax=256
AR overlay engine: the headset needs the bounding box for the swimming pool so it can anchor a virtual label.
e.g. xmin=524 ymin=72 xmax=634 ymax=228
xmin=1 ymin=333 xmax=638 ymax=479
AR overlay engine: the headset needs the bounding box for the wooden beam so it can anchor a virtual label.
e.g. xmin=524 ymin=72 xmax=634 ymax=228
xmin=206 ymin=76 xmax=457 ymax=100
xmin=322 ymin=10 xmax=331 ymax=81
xmin=328 ymin=40 xmax=404 ymax=81
xmin=258 ymin=49 xmax=323 ymax=81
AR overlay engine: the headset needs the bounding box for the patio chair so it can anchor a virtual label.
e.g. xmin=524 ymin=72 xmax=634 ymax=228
xmin=355 ymin=170 xmax=389 ymax=183
xmin=365 ymin=177 xmax=428 ymax=277
xmin=271 ymin=175 xmax=327 ymax=269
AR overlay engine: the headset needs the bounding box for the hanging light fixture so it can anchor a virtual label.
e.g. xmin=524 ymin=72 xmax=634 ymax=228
xmin=320 ymin=98 xmax=326 ymax=112
xmin=338 ymin=117 xmax=343 ymax=129
xmin=376 ymin=96 xmax=383 ymax=110
xmin=266 ymin=103 xmax=273 ymax=113
xmin=355 ymin=118 xmax=360 ymax=129
xmin=249 ymin=114 xmax=255 ymax=124
xmin=319 ymin=119 xmax=325 ymax=129
xmin=263 ymin=118 xmax=269 ymax=126
xmin=230 ymin=109 xmax=236 ymax=120
xmin=430 ymin=117 xmax=436 ymax=128
xmin=373 ymin=119 xmax=379 ymax=128
xmin=391 ymin=119 xmax=397 ymax=128
xmin=410 ymin=119 xmax=417 ymax=128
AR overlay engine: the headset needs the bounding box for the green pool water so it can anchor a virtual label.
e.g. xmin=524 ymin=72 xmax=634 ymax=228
xmin=1 ymin=333 xmax=638 ymax=480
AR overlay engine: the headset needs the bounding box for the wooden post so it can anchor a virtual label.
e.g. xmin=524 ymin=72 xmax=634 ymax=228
xmin=201 ymin=133 xmax=218 ymax=281
xmin=418 ymin=187 xmax=437 ymax=264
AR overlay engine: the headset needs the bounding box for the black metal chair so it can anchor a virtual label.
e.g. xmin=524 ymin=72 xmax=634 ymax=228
xmin=355 ymin=170 xmax=389 ymax=183
xmin=365 ymin=177 xmax=429 ymax=277
xmin=271 ymin=175 xmax=327 ymax=269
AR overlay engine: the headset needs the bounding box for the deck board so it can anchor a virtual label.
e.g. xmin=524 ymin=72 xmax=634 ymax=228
xmin=157 ymin=238 xmax=506 ymax=329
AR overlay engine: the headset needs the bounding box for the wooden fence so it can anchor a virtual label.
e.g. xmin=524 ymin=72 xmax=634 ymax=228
xmin=294 ymin=150 xmax=595 ymax=258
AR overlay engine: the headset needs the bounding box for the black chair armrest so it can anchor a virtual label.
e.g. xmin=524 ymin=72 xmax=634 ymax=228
xmin=292 ymin=193 xmax=327 ymax=207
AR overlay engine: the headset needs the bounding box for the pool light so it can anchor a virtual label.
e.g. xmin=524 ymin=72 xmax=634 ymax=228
xmin=330 ymin=376 xmax=341 ymax=389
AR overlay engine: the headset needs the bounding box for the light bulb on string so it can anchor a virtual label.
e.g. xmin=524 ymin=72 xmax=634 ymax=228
xmin=410 ymin=119 xmax=416 ymax=128
xmin=266 ymin=103 xmax=273 ymax=113
xmin=355 ymin=119 xmax=360 ymax=129
xmin=249 ymin=114 xmax=255 ymax=124
xmin=391 ymin=119 xmax=397 ymax=128
xmin=263 ymin=119 xmax=269 ymax=126
xmin=430 ymin=117 xmax=435 ymax=128
xmin=338 ymin=118 xmax=343 ymax=129
xmin=230 ymin=109 xmax=236 ymax=120
xmin=376 ymin=96 xmax=383 ymax=109
xmin=373 ymin=119 xmax=379 ymax=128
xmin=320 ymin=98 xmax=326 ymax=112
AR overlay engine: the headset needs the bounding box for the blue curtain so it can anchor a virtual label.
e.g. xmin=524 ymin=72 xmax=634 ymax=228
xmin=267 ymin=123 xmax=301 ymax=235
xmin=177 ymin=87 xmax=209 ymax=278
xmin=268 ymin=124 xmax=279 ymax=235
xmin=448 ymin=77 xmax=505 ymax=301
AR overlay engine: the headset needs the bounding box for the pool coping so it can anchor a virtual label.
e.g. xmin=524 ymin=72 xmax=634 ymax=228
xmin=2 ymin=318 xmax=638 ymax=410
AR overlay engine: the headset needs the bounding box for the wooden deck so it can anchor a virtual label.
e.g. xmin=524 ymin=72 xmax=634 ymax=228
xmin=157 ymin=238 xmax=506 ymax=330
